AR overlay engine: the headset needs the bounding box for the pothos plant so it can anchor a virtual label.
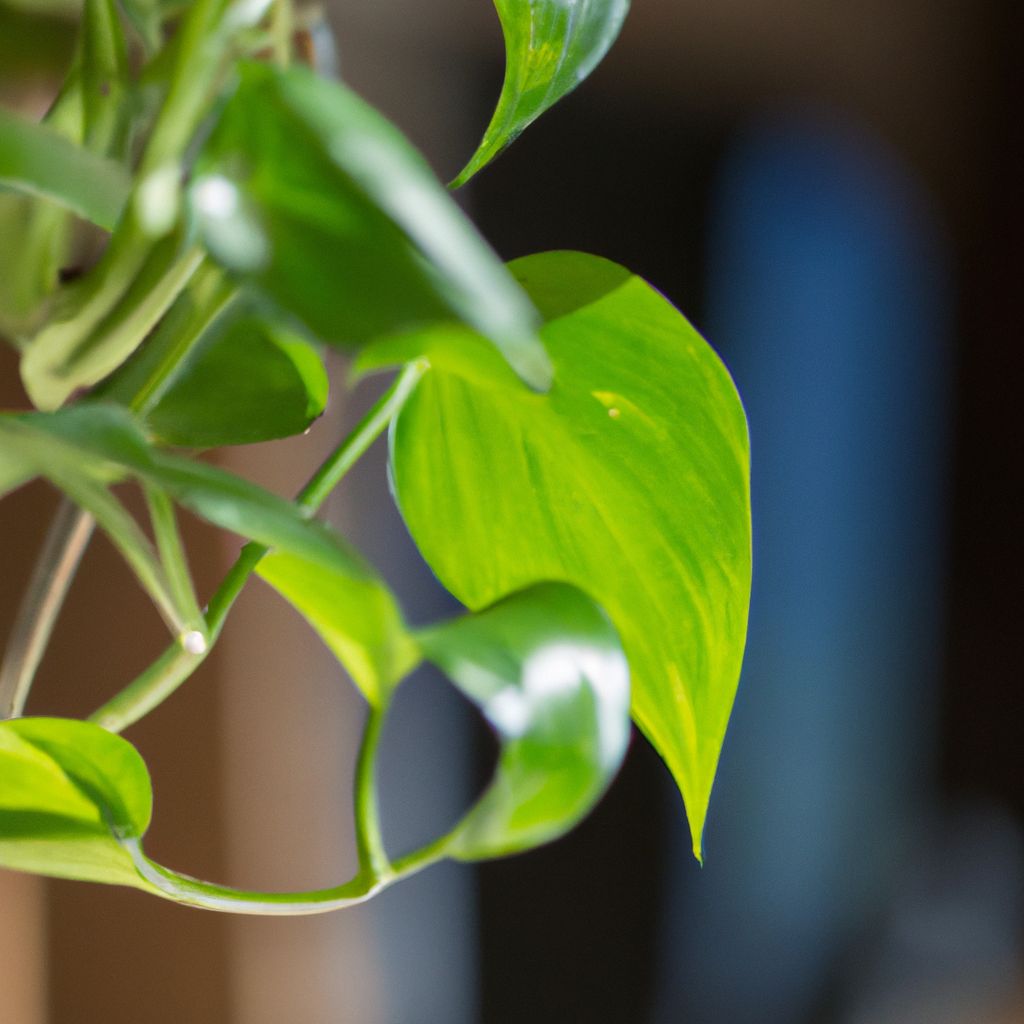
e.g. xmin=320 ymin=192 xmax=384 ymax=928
xmin=0 ymin=0 xmax=751 ymax=914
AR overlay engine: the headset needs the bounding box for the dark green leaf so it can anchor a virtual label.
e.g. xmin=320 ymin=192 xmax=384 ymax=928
xmin=0 ymin=717 xmax=155 ymax=888
xmin=383 ymin=251 xmax=751 ymax=859
xmin=452 ymin=0 xmax=630 ymax=186
xmin=0 ymin=107 xmax=130 ymax=230
xmin=418 ymin=582 xmax=629 ymax=859
xmin=190 ymin=61 xmax=551 ymax=390
xmin=139 ymin=299 xmax=330 ymax=447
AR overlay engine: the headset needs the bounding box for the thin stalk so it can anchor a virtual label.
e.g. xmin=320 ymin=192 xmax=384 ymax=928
xmin=270 ymin=0 xmax=293 ymax=67
xmin=137 ymin=0 xmax=232 ymax=175
xmin=0 ymin=501 xmax=94 ymax=718
xmin=143 ymin=483 xmax=206 ymax=637
xmin=89 ymin=644 xmax=204 ymax=732
xmin=54 ymin=473 xmax=187 ymax=637
xmin=61 ymin=245 xmax=204 ymax=386
xmin=5 ymin=271 xmax=229 ymax=720
xmin=90 ymin=361 xmax=428 ymax=732
xmin=120 ymin=830 xmax=449 ymax=916
xmin=353 ymin=706 xmax=390 ymax=877
xmin=296 ymin=361 xmax=427 ymax=513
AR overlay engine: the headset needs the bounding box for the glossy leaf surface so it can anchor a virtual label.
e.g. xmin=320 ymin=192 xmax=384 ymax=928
xmin=419 ymin=582 xmax=629 ymax=859
xmin=0 ymin=717 xmax=154 ymax=888
xmin=191 ymin=62 xmax=551 ymax=389
xmin=452 ymin=0 xmax=630 ymax=186
xmin=384 ymin=251 xmax=751 ymax=858
xmin=0 ymin=107 xmax=130 ymax=230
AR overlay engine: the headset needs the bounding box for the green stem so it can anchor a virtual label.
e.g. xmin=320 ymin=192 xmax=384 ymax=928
xmin=53 ymin=473 xmax=186 ymax=636
xmin=0 ymin=501 xmax=95 ymax=718
xmin=90 ymin=361 xmax=428 ymax=732
xmin=143 ymin=483 xmax=206 ymax=636
xmin=295 ymin=361 xmax=427 ymax=513
xmin=137 ymin=0 xmax=231 ymax=175
xmin=89 ymin=643 xmax=205 ymax=733
xmin=270 ymin=0 xmax=293 ymax=68
xmin=21 ymin=0 xmax=242 ymax=411
xmin=121 ymin=830 xmax=447 ymax=915
xmin=354 ymin=706 xmax=390 ymax=877
xmin=5 ymin=272 xmax=229 ymax=721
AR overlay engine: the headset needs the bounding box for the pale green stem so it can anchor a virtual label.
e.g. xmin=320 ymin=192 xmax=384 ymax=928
xmin=3 ymin=269 xmax=230 ymax=718
xmin=270 ymin=0 xmax=293 ymax=67
xmin=0 ymin=501 xmax=95 ymax=719
xmin=143 ymin=483 xmax=207 ymax=637
xmin=53 ymin=473 xmax=187 ymax=636
xmin=121 ymin=832 xmax=447 ymax=915
xmin=90 ymin=361 xmax=428 ymax=732
xmin=138 ymin=0 xmax=232 ymax=175
xmin=353 ymin=705 xmax=390 ymax=877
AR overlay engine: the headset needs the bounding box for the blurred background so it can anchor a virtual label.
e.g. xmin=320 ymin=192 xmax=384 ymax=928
xmin=1 ymin=0 xmax=1022 ymax=1021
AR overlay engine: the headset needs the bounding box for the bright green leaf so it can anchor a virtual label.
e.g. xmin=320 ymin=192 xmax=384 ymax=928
xmin=385 ymin=251 xmax=751 ymax=859
xmin=190 ymin=61 xmax=551 ymax=390
xmin=452 ymin=0 xmax=630 ymax=187
xmin=0 ymin=717 xmax=155 ymax=888
xmin=418 ymin=582 xmax=629 ymax=859
xmin=0 ymin=107 xmax=130 ymax=230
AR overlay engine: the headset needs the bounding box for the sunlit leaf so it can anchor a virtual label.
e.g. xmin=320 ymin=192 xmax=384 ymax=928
xmin=418 ymin=582 xmax=629 ymax=859
xmin=190 ymin=61 xmax=551 ymax=389
xmin=381 ymin=251 xmax=751 ymax=859
xmin=0 ymin=717 xmax=155 ymax=888
xmin=452 ymin=0 xmax=630 ymax=186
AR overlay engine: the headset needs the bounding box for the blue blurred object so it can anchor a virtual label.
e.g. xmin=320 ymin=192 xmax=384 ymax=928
xmin=654 ymin=109 xmax=954 ymax=1023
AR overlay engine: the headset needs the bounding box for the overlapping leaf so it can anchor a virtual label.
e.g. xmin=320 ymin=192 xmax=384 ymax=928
xmin=146 ymin=312 xmax=328 ymax=447
xmin=102 ymin=274 xmax=330 ymax=447
xmin=418 ymin=582 xmax=630 ymax=859
xmin=452 ymin=0 xmax=630 ymax=186
xmin=190 ymin=61 xmax=551 ymax=389
xmin=0 ymin=717 xmax=155 ymax=888
xmin=374 ymin=251 xmax=751 ymax=858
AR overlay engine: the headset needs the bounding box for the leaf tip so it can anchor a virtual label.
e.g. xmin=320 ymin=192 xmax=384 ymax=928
xmin=691 ymin=831 xmax=705 ymax=866
xmin=510 ymin=338 xmax=554 ymax=393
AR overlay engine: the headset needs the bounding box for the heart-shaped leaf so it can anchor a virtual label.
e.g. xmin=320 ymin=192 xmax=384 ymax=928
xmin=452 ymin=0 xmax=630 ymax=187
xmin=418 ymin=582 xmax=629 ymax=859
xmin=191 ymin=62 xmax=551 ymax=390
xmin=376 ymin=251 xmax=751 ymax=859
xmin=0 ymin=717 xmax=154 ymax=888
